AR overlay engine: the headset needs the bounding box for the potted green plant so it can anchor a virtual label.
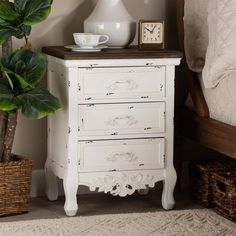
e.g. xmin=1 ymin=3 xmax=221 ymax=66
xmin=0 ymin=0 xmax=60 ymax=216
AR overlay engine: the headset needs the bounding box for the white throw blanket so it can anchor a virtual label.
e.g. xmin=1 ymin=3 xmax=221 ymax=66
xmin=203 ymin=0 xmax=236 ymax=88
xmin=184 ymin=0 xmax=209 ymax=72
xmin=200 ymin=73 xmax=236 ymax=126
xmin=184 ymin=0 xmax=236 ymax=89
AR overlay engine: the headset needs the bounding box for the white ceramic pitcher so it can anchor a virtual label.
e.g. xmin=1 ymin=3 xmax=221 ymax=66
xmin=84 ymin=0 xmax=136 ymax=48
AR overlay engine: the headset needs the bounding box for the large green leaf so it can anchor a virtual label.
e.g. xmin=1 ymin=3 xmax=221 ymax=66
xmin=18 ymin=87 xmax=60 ymax=119
xmin=14 ymin=0 xmax=28 ymax=13
xmin=1 ymin=49 xmax=46 ymax=88
xmin=0 ymin=0 xmax=52 ymax=44
xmin=0 ymin=17 xmax=11 ymax=26
xmin=0 ymin=26 xmax=12 ymax=44
xmin=21 ymin=25 xmax=31 ymax=36
xmin=0 ymin=78 xmax=20 ymax=111
xmin=0 ymin=25 xmax=29 ymax=44
xmin=22 ymin=0 xmax=52 ymax=26
xmin=0 ymin=1 xmax=20 ymax=21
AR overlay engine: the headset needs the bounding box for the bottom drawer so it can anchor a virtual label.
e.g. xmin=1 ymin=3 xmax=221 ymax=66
xmin=78 ymin=138 xmax=165 ymax=172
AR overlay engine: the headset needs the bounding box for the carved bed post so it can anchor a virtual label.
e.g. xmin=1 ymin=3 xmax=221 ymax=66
xmin=175 ymin=0 xmax=211 ymax=190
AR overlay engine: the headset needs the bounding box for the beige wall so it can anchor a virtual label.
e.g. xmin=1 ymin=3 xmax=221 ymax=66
xmin=12 ymin=0 xmax=178 ymax=169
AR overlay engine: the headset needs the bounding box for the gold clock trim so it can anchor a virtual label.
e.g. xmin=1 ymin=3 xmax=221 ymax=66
xmin=138 ymin=20 xmax=165 ymax=50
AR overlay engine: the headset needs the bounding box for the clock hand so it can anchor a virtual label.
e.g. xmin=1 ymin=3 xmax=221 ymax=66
xmin=151 ymin=25 xmax=157 ymax=33
xmin=144 ymin=27 xmax=152 ymax=33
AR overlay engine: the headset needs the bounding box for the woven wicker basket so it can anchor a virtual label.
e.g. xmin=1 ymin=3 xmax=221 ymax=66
xmin=191 ymin=160 xmax=234 ymax=207
xmin=0 ymin=155 xmax=33 ymax=217
xmin=212 ymin=171 xmax=236 ymax=222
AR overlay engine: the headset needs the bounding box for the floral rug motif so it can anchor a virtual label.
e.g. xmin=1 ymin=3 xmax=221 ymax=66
xmin=0 ymin=209 xmax=235 ymax=236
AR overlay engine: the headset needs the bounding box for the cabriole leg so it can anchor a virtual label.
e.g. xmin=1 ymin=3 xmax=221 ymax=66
xmin=161 ymin=171 xmax=177 ymax=210
xmin=63 ymin=175 xmax=79 ymax=217
xmin=45 ymin=160 xmax=58 ymax=201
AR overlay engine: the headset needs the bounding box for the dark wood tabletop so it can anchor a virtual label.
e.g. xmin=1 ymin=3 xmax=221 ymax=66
xmin=42 ymin=46 xmax=183 ymax=60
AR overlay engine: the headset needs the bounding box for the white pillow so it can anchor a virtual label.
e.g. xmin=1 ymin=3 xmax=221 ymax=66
xmin=184 ymin=0 xmax=209 ymax=72
xmin=203 ymin=0 xmax=236 ymax=88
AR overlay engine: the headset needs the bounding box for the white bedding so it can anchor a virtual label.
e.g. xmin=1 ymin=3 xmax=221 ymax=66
xmin=184 ymin=0 xmax=209 ymax=72
xmin=203 ymin=0 xmax=236 ymax=88
xmin=184 ymin=0 xmax=236 ymax=126
xmin=199 ymin=73 xmax=236 ymax=126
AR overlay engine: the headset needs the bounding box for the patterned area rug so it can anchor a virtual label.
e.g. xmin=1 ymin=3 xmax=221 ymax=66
xmin=0 ymin=209 xmax=235 ymax=236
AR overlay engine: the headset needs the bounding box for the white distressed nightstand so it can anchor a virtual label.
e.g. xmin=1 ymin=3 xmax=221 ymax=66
xmin=42 ymin=47 xmax=182 ymax=216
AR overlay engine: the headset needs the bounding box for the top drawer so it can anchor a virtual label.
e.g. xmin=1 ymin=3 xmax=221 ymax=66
xmin=78 ymin=67 xmax=165 ymax=102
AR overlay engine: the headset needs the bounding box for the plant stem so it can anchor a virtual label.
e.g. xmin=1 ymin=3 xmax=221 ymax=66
xmin=0 ymin=111 xmax=8 ymax=162
xmin=24 ymin=35 xmax=28 ymax=45
xmin=2 ymin=112 xmax=18 ymax=163
xmin=0 ymin=38 xmax=13 ymax=163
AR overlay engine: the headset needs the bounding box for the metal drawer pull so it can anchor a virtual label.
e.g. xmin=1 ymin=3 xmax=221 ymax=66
xmin=160 ymin=84 xmax=164 ymax=91
xmin=108 ymin=79 xmax=138 ymax=91
xmin=106 ymin=115 xmax=138 ymax=127
xmin=107 ymin=152 xmax=138 ymax=162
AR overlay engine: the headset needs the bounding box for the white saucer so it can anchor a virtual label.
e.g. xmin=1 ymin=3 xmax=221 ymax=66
xmin=65 ymin=45 xmax=108 ymax=52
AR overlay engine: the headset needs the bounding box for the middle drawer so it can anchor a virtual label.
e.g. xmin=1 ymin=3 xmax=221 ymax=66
xmin=78 ymin=103 xmax=165 ymax=137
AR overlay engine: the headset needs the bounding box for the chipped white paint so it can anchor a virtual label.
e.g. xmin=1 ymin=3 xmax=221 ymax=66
xmin=45 ymin=55 xmax=181 ymax=216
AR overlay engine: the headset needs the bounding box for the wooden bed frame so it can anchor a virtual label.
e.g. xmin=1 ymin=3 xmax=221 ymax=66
xmin=176 ymin=0 xmax=236 ymax=160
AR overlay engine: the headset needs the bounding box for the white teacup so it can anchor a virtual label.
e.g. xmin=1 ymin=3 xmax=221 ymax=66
xmin=73 ymin=33 xmax=109 ymax=48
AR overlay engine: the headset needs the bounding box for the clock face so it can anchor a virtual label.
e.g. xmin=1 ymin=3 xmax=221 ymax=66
xmin=142 ymin=22 xmax=163 ymax=44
